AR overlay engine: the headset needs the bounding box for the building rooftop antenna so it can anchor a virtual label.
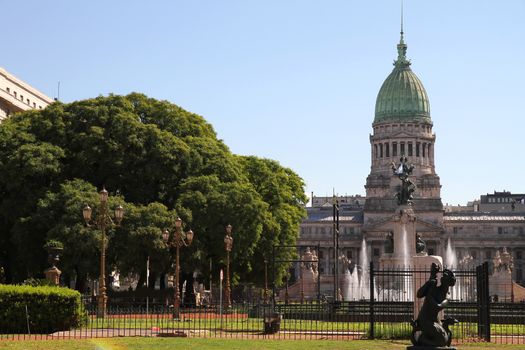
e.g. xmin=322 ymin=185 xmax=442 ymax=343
xmin=55 ymin=81 xmax=60 ymax=101
xmin=401 ymin=0 xmax=404 ymax=36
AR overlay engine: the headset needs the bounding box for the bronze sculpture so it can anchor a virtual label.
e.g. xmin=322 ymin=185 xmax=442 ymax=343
xmin=410 ymin=263 xmax=458 ymax=349
xmin=416 ymin=234 xmax=426 ymax=255
xmin=392 ymin=156 xmax=416 ymax=206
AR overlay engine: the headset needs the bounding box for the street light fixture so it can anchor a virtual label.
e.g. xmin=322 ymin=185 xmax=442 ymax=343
xmin=82 ymin=187 xmax=124 ymax=318
xmin=224 ymin=224 xmax=233 ymax=308
xmin=163 ymin=217 xmax=194 ymax=318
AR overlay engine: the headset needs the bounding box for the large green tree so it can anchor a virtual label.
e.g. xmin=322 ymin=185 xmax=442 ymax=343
xmin=0 ymin=93 xmax=306 ymax=290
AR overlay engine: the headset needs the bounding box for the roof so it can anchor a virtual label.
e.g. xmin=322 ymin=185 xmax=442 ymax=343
xmin=303 ymin=207 xmax=363 ymax=223
xmin=374 ymin=33 xmax=431 ymax=124
xmin=444 ymin=213 xmax=525 ymax=223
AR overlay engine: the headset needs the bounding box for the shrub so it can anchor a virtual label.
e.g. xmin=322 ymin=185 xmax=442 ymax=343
xmin=22 ymin=278 xmax=57 ymax=287
xmin=0 ymin=284 xmax=86 ymax=334
xmin=43 ymin=239 xmax=64 ymax=250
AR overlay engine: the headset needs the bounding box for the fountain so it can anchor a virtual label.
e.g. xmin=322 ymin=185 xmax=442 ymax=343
xmin=445 ymin=237 xmax=457 ymax=269
xmin=359 ymin=238 xmax=371 ymax=300
xmin=377 ymin=157 xmax=443 ymax=314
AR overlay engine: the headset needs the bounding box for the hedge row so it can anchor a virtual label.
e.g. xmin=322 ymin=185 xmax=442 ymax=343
xmin=0 ymin=284 xmax=86 ymax=334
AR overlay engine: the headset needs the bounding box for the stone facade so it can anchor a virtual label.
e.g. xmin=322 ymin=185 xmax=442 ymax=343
xmin=0 ymin=67 xmax=53 ymax=121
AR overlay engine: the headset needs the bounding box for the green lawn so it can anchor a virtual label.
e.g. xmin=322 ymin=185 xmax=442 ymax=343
xmin=0 ymin=338 xmax=523 ymax=350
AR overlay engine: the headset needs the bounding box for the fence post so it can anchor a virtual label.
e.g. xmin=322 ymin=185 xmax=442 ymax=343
xmin=317 ymin=242 xmax=321 ymax=303
xmin=476 ymin=264 xmax=483 ymax=339
xmin=369 ymin=261 xmax=374 ymax=339
xmin=483 ymin=261 xmax=491 ymax=342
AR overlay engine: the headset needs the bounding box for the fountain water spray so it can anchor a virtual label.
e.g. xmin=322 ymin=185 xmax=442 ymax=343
xmin=358 ymin=238 xmax=370 ymax=300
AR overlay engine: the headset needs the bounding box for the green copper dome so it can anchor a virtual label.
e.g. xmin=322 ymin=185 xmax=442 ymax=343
xmin=374 ymin=33 xmax=430 ymax=124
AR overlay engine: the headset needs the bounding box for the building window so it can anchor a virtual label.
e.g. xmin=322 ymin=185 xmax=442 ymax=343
xmin=453 ymin=227 xmax=459 ymax=234
xmin=408 ymin=143 xmax=413 ymax=156
xmin=471 ymin=251 xmax=477 ymax=259
xmin=416 ymin=142 xmax=420 ymax=157
xmin=13 ymin=91 xmax=17 ymax=98
xmin=422 ymin=143 xmax=426 ymax=157
xmin=428 ymin=248 xmax=435 ymax=256
xmin=517 ymin=268 xmax=523 ymax=282
xmin=400 ymin=142 xmax=405 ymax=155
xmin=485 ymin=250 xmax=492 ymax=260
xmin=375 ymin=144 xmax=378 ymax=158
xmin=33 ymin=102 xmax=36 ymax=108
xmin=517 ymin=251 xmax=522 ymax=260
xmin=346 ymin=250 xmax=353 ymax=259
xmin=26 ymin=98 xmax=30 ymax=105
xmin=20 ymin=95 xmax=23 ymax=101
xmin=379 ymin=144 xmax=383 ymax=158
xmin=319 ymin=250 xmax=324 ymax=259
xmin=373 ymin=248 xmax=380 ymax=257
xmin=6 ymin=87 xmax=10 ymax=93
xmin=393 ymin=142 xmax=397 ymax=156
xmin=385 ymin=143 xmax=390 ymax=157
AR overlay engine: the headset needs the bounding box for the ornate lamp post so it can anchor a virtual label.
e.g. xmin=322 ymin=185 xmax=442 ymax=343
xmin=224 ymin=224 xmax=233 ymax=308
xmin=163 ymin=217 xmax=194 ymax=318
xmin=263 ymin=258 xmax=268 ymax=303
xmin=82 ymin=188 xmax=124 ymax=318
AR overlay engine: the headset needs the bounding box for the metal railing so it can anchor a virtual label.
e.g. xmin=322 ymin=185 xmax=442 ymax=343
xmin=2 ymin=264 xmax=524 ymax=344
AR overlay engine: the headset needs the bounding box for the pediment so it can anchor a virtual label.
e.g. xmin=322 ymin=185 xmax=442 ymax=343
xmin=389 ymin=131 xmax=416 ymax=138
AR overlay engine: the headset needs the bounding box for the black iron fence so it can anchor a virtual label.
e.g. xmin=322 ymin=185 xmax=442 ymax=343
xmin=2 ymin=263 xmax=524 ymax=344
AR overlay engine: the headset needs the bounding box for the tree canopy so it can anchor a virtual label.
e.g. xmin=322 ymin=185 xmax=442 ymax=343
xmin=0 ymin=93 xmax=306 ymax=291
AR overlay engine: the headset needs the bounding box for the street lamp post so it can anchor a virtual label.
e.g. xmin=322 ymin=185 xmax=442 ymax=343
xmin=224 ymin=224 xmax=233 ymax=308
xmin=162 ymin=217 xmax=194 ymax=318
xmin=263 ymin=259 xmax=268 ymax=303
xmin=332 ymin=195 xmax=340 ymax=301
xmin=82 ymin=188 xmax=124 ymax=318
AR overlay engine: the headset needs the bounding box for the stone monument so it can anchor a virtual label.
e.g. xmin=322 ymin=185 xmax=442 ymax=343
xmin=43 ymin=241 xmax=63 ymax=286
xmin=300 ymin=247 xmax=319 ymax=300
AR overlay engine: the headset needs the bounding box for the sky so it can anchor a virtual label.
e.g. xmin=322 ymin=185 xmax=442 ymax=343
xmin=3 ymin=1 xmax=525 ymax=206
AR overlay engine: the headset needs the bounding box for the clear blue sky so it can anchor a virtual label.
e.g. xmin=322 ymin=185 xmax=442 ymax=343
xmin=3 ymin=1 xmax=525 ymax=205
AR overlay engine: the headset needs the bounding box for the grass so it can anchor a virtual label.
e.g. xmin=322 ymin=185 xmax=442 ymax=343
xmin=1 ymin=338 xmax=524 ymax=350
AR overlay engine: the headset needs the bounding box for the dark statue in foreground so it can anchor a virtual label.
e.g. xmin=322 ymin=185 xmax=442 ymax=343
xmin=392 ymin=156 xmax=416 ymax=205
xmin=410 ymin=263 xmax=459 ymax=349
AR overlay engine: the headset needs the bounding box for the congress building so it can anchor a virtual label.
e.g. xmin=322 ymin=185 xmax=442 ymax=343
xmin=297 ymin=30 xmax=525 ymax=290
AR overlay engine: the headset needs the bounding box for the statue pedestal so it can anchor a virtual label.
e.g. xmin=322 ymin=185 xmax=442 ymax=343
xmin=301 ymin=269 xmax=318 ymax=299
xmin=412 ymin=255 xmax=442 ymax=319
xmin=44 ymin=266 xmax=61 ymax=286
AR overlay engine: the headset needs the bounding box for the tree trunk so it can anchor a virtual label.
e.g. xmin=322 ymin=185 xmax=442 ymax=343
xmin=148 ymin=271 xmax=157 ymax=289
xmin=137 ymin=270 xmax=146 ymax=289
xmin=159 ymin=273 xmax=166 ymax=289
